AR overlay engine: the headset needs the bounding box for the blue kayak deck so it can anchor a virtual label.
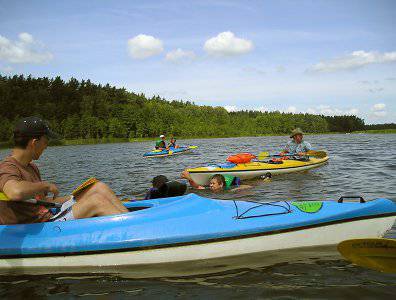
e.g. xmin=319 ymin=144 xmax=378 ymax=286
xmin=0 ymin=194 xmax=395 ymax=257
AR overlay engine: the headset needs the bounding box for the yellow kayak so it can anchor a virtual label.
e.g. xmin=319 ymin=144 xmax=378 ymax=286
xmin=338 ymin=238 xmax=396 ymax=273
xmin=187 ymin=154 xmax=329 ymax=185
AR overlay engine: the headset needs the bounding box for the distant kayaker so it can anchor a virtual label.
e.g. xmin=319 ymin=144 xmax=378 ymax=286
xmin=168 ymin=136 xmax=178 ymax=149
xmin=0 ymin=116 xmax=128 ymax=225
xmin=181 ymin=170 xmax=252 ymax=193
xmin=281 ymin=128 xmax=312 ymax=156
xmin=155 ymin=134 xmax=166 ymax=150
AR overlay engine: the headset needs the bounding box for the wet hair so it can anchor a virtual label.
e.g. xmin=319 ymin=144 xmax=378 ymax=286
xmin=210 ymin=174 xmax=226 ymax=187
xmin=152 ymin=175 xmax=168 ymax=189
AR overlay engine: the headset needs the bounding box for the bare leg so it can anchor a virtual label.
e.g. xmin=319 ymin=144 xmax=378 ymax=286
xmin=76 ymin=181 xmax=128 ymax=213
xmin=72 ymin=194 xmax=122 ymax=218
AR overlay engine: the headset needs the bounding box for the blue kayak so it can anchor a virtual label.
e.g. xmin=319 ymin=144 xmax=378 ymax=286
xmin=143 ymin=146 xmax=191 ymax=157
xmin=0 ymin=194 xmax=395 ymax=276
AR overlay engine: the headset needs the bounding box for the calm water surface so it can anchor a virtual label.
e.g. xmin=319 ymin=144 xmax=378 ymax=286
xmin=1 ymin=134 xmax=395 ymax=299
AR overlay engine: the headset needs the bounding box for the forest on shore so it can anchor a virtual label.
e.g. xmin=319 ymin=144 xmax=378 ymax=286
xmin=0 ymin=75 xmax=393 ymax=143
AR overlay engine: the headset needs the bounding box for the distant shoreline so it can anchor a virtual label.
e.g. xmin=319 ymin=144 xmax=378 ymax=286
xmin=0 ymin=130 xmax=394 ymax=150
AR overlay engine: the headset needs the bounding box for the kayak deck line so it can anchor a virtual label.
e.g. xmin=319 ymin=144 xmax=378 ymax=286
xmin=1 ymin=211 xmax=394 ymax=259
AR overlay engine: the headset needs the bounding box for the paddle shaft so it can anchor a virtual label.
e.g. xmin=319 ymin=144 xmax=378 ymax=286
xmin=258 ymin=150 xmax=327 ymax=159
xmin=0 ymin=192 xmax=62 ymax=208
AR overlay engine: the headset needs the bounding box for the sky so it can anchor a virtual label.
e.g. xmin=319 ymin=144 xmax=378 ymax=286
xmin=0 ymin=0 xmax=395 ymax=124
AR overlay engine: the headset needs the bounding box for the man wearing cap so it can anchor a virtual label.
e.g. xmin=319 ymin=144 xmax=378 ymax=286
xmin=282 ymin=128 xmax=312 ymax=156
xmin=155 ymin=134 xmax=166 ymax=150
xmin=0 ymin=116 xmax=128 ymax=225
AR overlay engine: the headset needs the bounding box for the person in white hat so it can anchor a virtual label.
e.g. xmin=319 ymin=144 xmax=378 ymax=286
xmin=281 ymin=128 xmax=312 ymax=156
xmin=155 ymin=134 xmax=167 ymax=150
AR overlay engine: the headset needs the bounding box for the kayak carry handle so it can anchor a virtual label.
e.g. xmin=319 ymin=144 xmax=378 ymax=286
xmin=338 ymin=196 xmax=365 ymax=203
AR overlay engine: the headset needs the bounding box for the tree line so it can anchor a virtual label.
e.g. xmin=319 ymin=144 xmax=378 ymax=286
xmin=0 ymin=74 xmax=378 ymax=142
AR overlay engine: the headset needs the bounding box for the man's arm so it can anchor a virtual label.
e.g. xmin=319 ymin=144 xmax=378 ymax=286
xmin=2 ymin=179 xmax=59 ymax=201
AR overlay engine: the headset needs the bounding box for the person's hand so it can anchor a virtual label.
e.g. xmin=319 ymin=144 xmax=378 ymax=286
xmin=181 ymin=170 xmax=191 ymax=180
xmin=297 ymin=152 xmax=305 ymax=156
xmin=45 ymin=182 xmax=59 ymax=200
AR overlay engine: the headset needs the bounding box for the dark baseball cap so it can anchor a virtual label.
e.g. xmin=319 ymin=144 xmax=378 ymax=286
xmin=14 ymin=116 xmax=60 ymax=139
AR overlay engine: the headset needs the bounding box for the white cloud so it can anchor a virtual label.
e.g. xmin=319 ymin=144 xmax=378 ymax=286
xmin=255 ymin=106 xmax=267 ymax=113
xmin=307 ymin=50 xmax=396 ymax=73
xmin=127 ymin=34 xmax=163 ymax=59
xmin=373 ymin=103 xmax=386 ymax=111
xmin=285 ymin=106 xmax=297 ymax=113
xmin=305 ymin=105 xmax=359 ymax=116
xmin=371 ymin=103 xmax=387 ymax=118
xmin=165 ymin=48 xmax=196 ymax=63
xmin=0 ymin=33 xmax=53 ymax=64
xmin=224 ymin=105 xmax=238 ymax=112
xmin=306 ymin=108 xmax=316 ymax=114
xmin=204 ymin=31 xmax=253 ymax=56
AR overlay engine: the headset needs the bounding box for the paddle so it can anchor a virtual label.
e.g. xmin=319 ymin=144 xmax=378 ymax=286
xmin=0 ymin=178 xmax=98 ymax=208
xmin=338 ymin=238 xmax=396 ymax=273
xmin=258 ymin=150 xmax=327 ymax=160
xmin=0 ymin=192 xmax=62 ymax=208
xmin=306 ymin=150 xmax=327 ymax=158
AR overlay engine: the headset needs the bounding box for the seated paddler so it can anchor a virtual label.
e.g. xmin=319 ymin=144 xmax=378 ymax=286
xmin=280 ymin=128 xmax=312 ymax=156
xmin=181 ymin=170 xmax=253 ymax=193
xmin=155 ymin=134 xmax=167 ymax=150
xmin=0 ymin=116 xmax=128 ymax=225
xmin=167 ymin=136 xmax=178 ymax=149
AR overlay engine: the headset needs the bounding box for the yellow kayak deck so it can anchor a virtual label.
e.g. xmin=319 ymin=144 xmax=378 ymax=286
xmin=189 ymin=156 xmax=329 ymax=173
xmin=187 ymin=155 xmax=329 ymax=185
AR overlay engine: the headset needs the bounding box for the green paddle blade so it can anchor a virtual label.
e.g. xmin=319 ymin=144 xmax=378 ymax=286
xmin=188 ymin=145 xmax=198 ymax=149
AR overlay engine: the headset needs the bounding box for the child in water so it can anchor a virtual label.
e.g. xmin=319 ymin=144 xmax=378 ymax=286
xmin=181 ymin=170 xmax=255 ymax=193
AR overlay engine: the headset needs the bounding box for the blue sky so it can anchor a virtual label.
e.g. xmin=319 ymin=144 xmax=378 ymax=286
xmin=0 ymin=0 xmax=395 ymax=124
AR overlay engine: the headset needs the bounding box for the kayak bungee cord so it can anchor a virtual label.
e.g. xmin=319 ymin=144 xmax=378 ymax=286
xmin=233 ymin=200 xmax=292 ymax=219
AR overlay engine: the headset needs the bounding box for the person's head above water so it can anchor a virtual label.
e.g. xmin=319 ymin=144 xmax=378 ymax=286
xmin=152 ymin=175 xmax=168 ymax=189
xmin=159 ymin=134 xmax=165 ymax=140
xmin=146 ymin=175 xmax=187 ymax=199
xmin=209 ymin=174 xmax=226 ymax=192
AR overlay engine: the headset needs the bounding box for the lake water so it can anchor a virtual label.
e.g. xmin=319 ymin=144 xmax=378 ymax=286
xmin=1 ymin=134 xmax=395 ymax=299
